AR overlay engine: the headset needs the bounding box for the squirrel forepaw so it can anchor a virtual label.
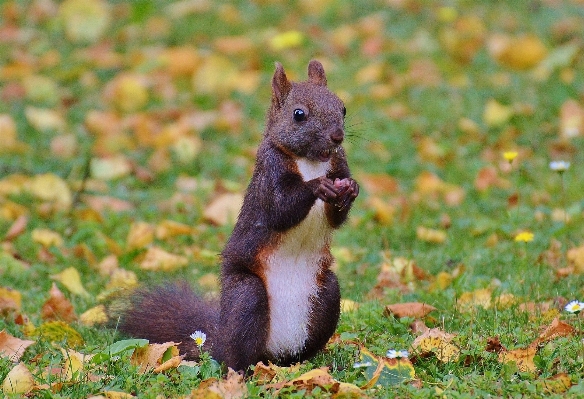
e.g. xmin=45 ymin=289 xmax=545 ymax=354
xmin=333 ymin=178 xmax=359 ymax=211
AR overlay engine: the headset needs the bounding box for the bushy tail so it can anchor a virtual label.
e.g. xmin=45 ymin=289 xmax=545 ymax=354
xmin=116 ymin=284 xmax=220 ymax=360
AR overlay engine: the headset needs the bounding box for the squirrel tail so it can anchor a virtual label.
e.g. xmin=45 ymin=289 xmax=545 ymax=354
xmin=116 ymin=283 xmax=221 ymax=360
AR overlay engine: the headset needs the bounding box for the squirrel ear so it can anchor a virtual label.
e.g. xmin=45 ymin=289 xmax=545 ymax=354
xmin=272 ymin=62 xmax=292 ymax=108
xmin=307 ymin=60 xmax=327 ymax=86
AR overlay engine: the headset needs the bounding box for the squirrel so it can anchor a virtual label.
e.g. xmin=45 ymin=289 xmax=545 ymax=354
xmin=118 ymin=60 xmax=359 ymax=372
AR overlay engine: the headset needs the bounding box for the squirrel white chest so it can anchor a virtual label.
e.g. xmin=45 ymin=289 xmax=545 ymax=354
xmin=264 ymin=159 xmax=332 ymax=358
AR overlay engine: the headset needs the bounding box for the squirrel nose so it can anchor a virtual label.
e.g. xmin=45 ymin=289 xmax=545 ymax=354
xmin=330 ymin=128 xmax=344 ymax=144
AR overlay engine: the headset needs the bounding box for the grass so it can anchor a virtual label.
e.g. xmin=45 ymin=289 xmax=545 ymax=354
xmin=1 ymin=0 xmax=584 ymax=397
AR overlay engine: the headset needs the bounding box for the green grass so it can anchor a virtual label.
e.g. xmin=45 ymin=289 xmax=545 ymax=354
xmin=1 ymin=0 xmax=584 ymax=397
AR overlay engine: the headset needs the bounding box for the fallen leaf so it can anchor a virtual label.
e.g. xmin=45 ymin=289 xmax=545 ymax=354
xmin=359 ymin=347 xmax=415 ymax=389
xmin=91 ymin=155 xmax=133 ymax=180
xmin=2 ymin=362 xmax=35 ymax=394
xmin=416 ymin=226 xmax=447 ymax=244
xmin=79 ymin=305 xmax=108 ymax=327
xmin=490 ymin=34 xmax=547 ymax=70
xmin=155 ymin=220 xmax=193 ymax=240
xmin=538 ymin=373 xmax=573 ymax=394
xmin=559 ymin=99 xmax=584 ymax=139
xmin=385 ymin=302 xmax=437 ymax=319
xmin=340 ymin=299 xmax=359 ymax=313
xmin=195 ymin=368 xmax=247 ymax=399
xmin=32 ymin=228 xmax=64 ymax=248
xmin=534 ymin=317 xmax=575 ymax=345
xmin=51 ymin=267 xmax=90 ymax=297
xmin=203 ymin=192 xmax=243 ymax=226
xmin=131 ymin=342 xmax=181 ymax=373
xmin=411 ymin=328 xmax=459 ymax=363
xmin=3 ymin=214 xmax=28 ymax=241
xmin=498 ymin=346 xmax=537 ymax=373
xmin=0 ymin=286 xmax=22 ymax=314
xmin=483 ymin=99 xmax=513 ymax=127
xmin=61 ymin=348 xmax=93 ymax=381
xmin=105 ymin=268 xmax=139 ymax=290
xmin=59 ymin=0 xmax=111 ymax=43
xmin=127 ymin=221 xmax=155 ymax=250
xmin=567 ymin=245 xmax=584 ymax=273
xmin=26 ymin=173 xmax=72 ymax=208
xmin=0 ymin=330 xmax=35 ymax=362
xmin=139 ymin=246 xmax=189 ymax=271
xmin=41 ymin=283 xmax=77 ymax=322
xmin=457 ymin=288 xmax=492 ymax=312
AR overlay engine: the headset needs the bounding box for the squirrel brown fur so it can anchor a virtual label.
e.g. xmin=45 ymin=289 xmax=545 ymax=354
xmin=119 ymin=60 xmax=359 ymax=372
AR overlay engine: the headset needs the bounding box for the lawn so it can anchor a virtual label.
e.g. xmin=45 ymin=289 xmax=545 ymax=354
xmin=1 ymin=0 xmax=584 ymax=397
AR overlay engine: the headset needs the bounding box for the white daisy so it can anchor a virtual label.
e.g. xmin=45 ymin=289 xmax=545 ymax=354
xmin=386 ymin=349 xmax=409 ymax=359
xmin=190 ymin=330 xmax=207 ymax=347
xmin=549 ymin=160 xmax=570 ymax=172
xmin=565 ymin=300 xmax=584 ymax=314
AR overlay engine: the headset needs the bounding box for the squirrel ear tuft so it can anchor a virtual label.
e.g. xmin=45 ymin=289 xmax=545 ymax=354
xmin=307 ymin=60 xmax=327 ymax=86
xmin=272 ymin=62 xmax=292 ymax=108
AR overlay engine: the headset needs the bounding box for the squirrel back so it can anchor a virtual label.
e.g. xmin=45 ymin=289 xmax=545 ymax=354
xmin=119 ymin=60 xmax=359 ymax=372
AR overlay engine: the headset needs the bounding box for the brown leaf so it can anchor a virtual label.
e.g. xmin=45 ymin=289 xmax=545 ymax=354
xmin=203 ymin=193 xmax=243 ymax=226
xmin=0 ymin=330 xmax=35 ymax=362
xmin=131 ymin=342 xmax=180 ymax=373
xmin=498 ymin=346 xmax=537 ymax=373
xmin=559 ymin=99 xmax=584 ymax=139
xmin=409 ymin=319 xmax=430 ymax=335
xmin=41 ymin=283 xmax=77 ymax=322
xmin=358 ymin=173 xmax=400 ymax=196
xmin=0 ymin=287 xmax=21 ymax=315
xmin=4 ymin=215 xmax=28 ymax=241
xmin=485 ymin=336 xmax=505 ymax=354
xmin=385 ymin=302 xmax=436 ymax=319
xmin=534 ymin=317 xmax=575 ymax=345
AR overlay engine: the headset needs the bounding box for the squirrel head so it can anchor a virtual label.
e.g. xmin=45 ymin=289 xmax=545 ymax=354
xmin=267 ymin=60 xmax=346 ymax=163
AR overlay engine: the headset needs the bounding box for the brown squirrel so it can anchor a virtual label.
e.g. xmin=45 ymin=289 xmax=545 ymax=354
xmin=119 ymin=60 xmax=359 ymax=372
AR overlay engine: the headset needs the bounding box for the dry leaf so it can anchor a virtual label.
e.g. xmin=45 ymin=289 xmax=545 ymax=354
xmin=91 ymin=156 xmax=133 ymax=181
xmin=131 ymin=342 xmax=180 ymax=373
xmin=32 ymin=228 xmax=64 ymax=248
xmin=483 ymin=99 xmax=513 ymax=127
xmin=127 ymin=221 xmax=155 ymax=250
xmin=26 ymin=173 xmax=72 ymax=208
xmin=79 ymin=305 xmax=108 ymax=327
xmin=193 ymin=368 xmax=248 ymax=399
xmin=203 ymin=193 xmax=243 ymax=226
xmin=139 ymin=246 xmax=189 ymax=271
xmin=358 ymin=173 xmax=400 ymax=196
xmin=498 ymin=346 xmax=537 ymax=373
xmin=340 ymin=299 xmax=359 ymax=313
xmin=51 ymin=267 xmax=90 ymax=297
xmin=106 ymin=268 xmax=139 ymax=290
xmin=539 ymin=373 xmax=573 ymax=394
xmin=534 ymin=317 xmax=575 ymax=345
xmin=2 ymin=362 xmax=35 ymax=394
xmin=490 ymin=34 xmax=547 ymax=70
xmin=59 ymin=0 xmax=111 ymax=43
xmin=457 ymin=288 xmax=492 ymax=312
xmin=0 ymin=287 xmax=22 ymax=314
xmin=559 ymin=99 xmax=584 ymax=139
xmin=416 ymin=226 xmax=447 ymax=244
xmin=567 ymin=245 xmax=584 ymax=273
xmin=61 ymin=348 xmax=93 ymax=381
xmin=411 ymin=328 xmax=459 ymax=363
xmin=155 ymin=220 xmax=193 ymax=240
xmin=0 ymin=330 xmax=35 ymax=362
xmin=4 ymin=215 xmax=28 ymax=241
xmin=385 ymin=302 xmax=437 ymax=319
xmin=41 ymin=283 xmax=77 ymax=322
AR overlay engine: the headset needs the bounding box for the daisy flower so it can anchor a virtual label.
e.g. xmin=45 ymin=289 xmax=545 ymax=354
xmin=565 ymin=300 xmax=584 ymax=314
xmin=190 ymin=330 xmax=206 ymax=347
xmin=549 ymin=161 xmax=570 ymax=173
xmin=386 ymin=349 xmax=409 ymax=359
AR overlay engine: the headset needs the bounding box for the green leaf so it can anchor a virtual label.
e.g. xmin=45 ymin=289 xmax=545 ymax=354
xmin=92 ymin=338 xmax=149 ymax=364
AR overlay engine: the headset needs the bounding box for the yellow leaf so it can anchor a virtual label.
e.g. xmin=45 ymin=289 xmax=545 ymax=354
xmin=498 ymin=346 xmax=537 ymax=373
xmin=131 ymin=342 xmax=180 ymax=373
xmin=104 ymin=391 xmax=136 ymax=399
xmin=491 ymin=34 xmax=547 ymax=70
xmin=0 ymin=330 xmax=35 ymax=362
xmin=2 ymin=362 xmax=35 ymax=394
xmin=51 ymin=267 xmax=90 ymax=297
xmin=59 ymin=0 xmax=111 ymax=43
xmin=340 ymin=299 xmax=359 ymax=313
xmin=367 ymin=197 xmax=396 ymax=225
xmin=483 ymin=99 xmax=513 ymax=127
xmin=0 ymin=287 xmax=22 ymax=313
xmin=106 ymin=74 xmax=149 ymax=113
xmin=61 ymin=348 xmax=92 ymax=381
xmin=567 ymin=245 xmax=584 ymax=273
xmin=192 ymin=55 xmax=239 ymax=95
xmin=457 ymin=288 xmax=492 ymax=312
xmin=126 ymin=221 xmax=155 ymax=250
xmin=32 ymin=228 xmax=64 ymax=248
xmin=155 ymin=220 xmax=193 ymax=241
xmin=79 ymin=305 xmax=108 ymax=327
xmin=270 ymin=30 xmax=304 ymax=51
xmin=24 ymin=106 xmax=66 ymax=132
xmin=198 ymin=273 xmax=219 ymax=291
xmin=26 ymin=173 xmax=72 ymax=208
xmin=139 ymin=247 xmax=188 ymax=271
xmin=0 ymin=114 xmax=26 ymax=153
xmin=416 ymin=226 xmax=447 ymax=244
xmin=411 ymin=328 xmax=459 ymax=363
xmin=91 ymin=156 xmax=133 ymax=181
xmin=539 ymin=373 xmax=573 ymax=394
xmin=106 ymin=268 xmax=139 ymax=290
xmin=203 ymin=193 xmax=244 ymax=226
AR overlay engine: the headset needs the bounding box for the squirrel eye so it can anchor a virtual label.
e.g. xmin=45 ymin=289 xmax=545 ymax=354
xmin=342 ymin=107 xmax=346 ymax=117
xmin=293 ymin=109 xmax=306 ymax=122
